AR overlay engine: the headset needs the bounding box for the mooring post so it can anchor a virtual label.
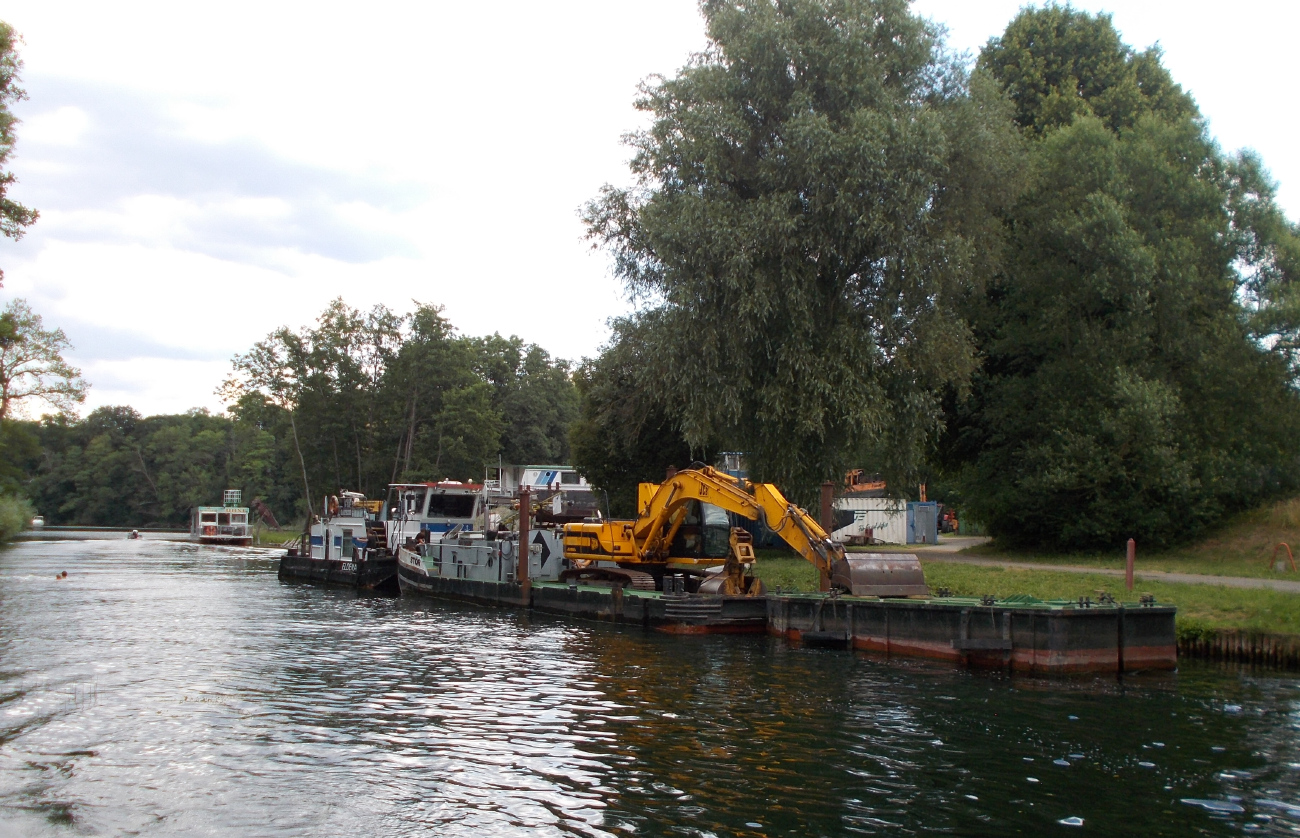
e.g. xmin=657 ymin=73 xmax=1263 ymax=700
xmin=519 ymin=486 xmax=531 ymax=602
xmin=819 ymin=481 xmax=835 ymax=593
xmin=1126 ymin=538 xmax=1136 ymax=591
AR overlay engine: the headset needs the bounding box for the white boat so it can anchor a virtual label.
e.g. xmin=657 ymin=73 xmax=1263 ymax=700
xmin=29 ymin=515 xmax=44 ymax=529
xmin=191 ymin=490 xmax=252 ymax=546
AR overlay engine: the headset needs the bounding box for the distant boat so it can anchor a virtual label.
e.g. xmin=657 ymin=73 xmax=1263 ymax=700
xmin=191 ymin=490 xmax=252 ymax=546
xmin=29 ymin=515 xmax=44 ymax=529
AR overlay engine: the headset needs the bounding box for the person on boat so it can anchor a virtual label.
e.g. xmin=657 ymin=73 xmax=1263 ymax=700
xmin=414 ymin=529 xmax=429 ymax=546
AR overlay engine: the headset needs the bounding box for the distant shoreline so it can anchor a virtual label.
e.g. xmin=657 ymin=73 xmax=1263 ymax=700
xmin=22 ymin=526 xmax=189 ymax=534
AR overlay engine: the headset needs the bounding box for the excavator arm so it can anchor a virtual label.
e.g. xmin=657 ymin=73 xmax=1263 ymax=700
xmin=632 ymin=467 xmax=843 ymax=576
xmin=563 ymin=466 xmax=928 ymax=596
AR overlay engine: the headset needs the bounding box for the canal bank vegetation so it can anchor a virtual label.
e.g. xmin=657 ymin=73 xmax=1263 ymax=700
xmin=958 ymin=495 xmax=1300 ymax=580
xmin=0 ymin=2 xmax=1296 ymax=566
xmin=0 ymin=492 xmax=31 ymax=541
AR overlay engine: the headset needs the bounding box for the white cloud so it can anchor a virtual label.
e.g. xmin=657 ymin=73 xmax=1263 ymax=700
xmin=74 ymin=357 xmax=233 ymax=417
xmin=19 ymin=105 xmax=88 ymax=146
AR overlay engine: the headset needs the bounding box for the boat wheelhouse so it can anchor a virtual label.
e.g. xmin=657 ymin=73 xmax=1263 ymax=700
xmin=514 ymin=465 xmax=600 ymax=525
xmin=192 ymin=489 xmax=252 ymax=546
xmin=308 ymin=491 xmax=379 ymax=562
xmin=385 ymin=481 xmax=485 ymax=549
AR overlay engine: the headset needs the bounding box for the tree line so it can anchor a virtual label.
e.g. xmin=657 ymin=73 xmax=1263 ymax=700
xmin=1 ymin=300 xmax=577 ymax=528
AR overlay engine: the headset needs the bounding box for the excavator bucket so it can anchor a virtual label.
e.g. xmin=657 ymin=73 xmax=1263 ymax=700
xmin=830 ymin=553 xmax=928 ymax=597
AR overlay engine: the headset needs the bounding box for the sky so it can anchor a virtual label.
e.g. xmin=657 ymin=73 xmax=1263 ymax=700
xmin=0 ymin=0 xmax=1294 ymax=418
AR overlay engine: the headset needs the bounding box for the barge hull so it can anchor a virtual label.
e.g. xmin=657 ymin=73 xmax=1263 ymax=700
xmin=395 ymin=562 xmax=1177 ymax=674
xmin=279 ymin=552 xmax=399 ymax=595
xmin=768 ymin=596 xmax=1177 ymax=674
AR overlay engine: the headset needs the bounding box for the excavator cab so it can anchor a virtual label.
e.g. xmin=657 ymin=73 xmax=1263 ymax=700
xmin=668 ymin=501 xmax=732 ymax=560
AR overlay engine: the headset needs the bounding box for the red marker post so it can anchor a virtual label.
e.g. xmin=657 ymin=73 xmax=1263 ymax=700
xmin=1125 ymin=538 xmax=1136 ymax=591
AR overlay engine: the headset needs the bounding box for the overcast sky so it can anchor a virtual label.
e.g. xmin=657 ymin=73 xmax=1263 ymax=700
xmin=0 ymin=0 xmax=1294 ymax=418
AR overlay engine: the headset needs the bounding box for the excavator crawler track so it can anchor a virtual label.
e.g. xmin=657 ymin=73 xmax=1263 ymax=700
xmin=559 ymin=567 xmax=658 ymax=591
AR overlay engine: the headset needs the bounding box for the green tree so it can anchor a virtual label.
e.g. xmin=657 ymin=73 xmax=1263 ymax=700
xmin=944 ymin=7 xmax=1300 ymax=550
xmin=582 ymin=0 xmax=1021 ymax=500
xmin=0 ymin=299 xmax=87 ymax=419
xmin=0 ymin=21 xmax=37 ymax=272
xmin=382 ymin=304 xmax=484 ymax=482
xmin=471 ymin=335 xmax=578 ymax=466
xmin=569 ymin=315 xmax=700 ymax=517
xmin=978 ymin=4 xmax=1195 ymax=137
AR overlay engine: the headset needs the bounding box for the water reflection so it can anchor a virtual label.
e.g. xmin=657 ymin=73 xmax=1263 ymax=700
xmin=1 ymin=536 xmax=1298 ymax=836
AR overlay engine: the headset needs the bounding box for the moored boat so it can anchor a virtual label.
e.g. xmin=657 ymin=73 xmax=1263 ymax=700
xmin=279 ymin=491 xmax=398 ymax=593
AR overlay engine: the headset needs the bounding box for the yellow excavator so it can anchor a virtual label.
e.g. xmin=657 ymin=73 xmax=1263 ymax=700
xmin=561 ymin=466 xmax=927 ymax=597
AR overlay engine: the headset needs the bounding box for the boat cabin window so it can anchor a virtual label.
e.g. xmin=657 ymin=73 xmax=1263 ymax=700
xmin=404 ymin=490 xmax=427 ymax=517
xmin=200 ymin=512 xmax=217 ymax=523
xmin=231 ymin=514 xmax=246 ymax=524
xmin=342 ymin=528 xmax=354 ymax=559
xmin=217 ymin=513 xmax=231 ymax=525
xmin=427 ymin=493 xmax=475 ymax=518
xmin=560 ymin=471 xmax=581 ymax=485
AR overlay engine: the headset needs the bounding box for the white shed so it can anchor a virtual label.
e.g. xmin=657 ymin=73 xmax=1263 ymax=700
xmin=831 ymin=497 xmax=908 ymax=545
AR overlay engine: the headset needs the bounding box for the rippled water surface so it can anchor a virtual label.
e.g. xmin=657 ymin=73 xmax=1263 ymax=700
xmin=3 ymin=536 xmax=1300 ymax=836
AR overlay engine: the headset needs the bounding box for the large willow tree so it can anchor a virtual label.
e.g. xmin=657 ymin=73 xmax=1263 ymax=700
xmin=583 ymin=0 xmax=1020 ymax=499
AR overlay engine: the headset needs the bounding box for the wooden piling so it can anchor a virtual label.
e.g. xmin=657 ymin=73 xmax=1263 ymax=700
xmin=1177 ymin=630 xmax=1300 ymax=669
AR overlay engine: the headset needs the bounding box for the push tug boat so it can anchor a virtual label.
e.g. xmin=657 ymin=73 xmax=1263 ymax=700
xmin=279 ymin=491 xmax=397 ymax=593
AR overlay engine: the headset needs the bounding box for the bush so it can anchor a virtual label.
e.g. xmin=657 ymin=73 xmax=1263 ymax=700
xmin=0 ymin=494 xmax=33 ymax=541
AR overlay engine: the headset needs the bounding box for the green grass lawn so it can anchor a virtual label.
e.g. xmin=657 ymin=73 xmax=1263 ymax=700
xmin=751 ymin=552 xmax=1300 ymax=637
xmin=955 ymin=496 xmax=1300 ymax=580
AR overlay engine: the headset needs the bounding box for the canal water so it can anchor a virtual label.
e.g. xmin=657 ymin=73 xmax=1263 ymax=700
xmin=2 ymin=536 xmax=1299 ymax=836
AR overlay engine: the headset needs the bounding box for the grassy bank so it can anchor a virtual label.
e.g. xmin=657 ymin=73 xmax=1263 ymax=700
xmin=959 ymin=495 xmax=1300 ymax=580
xmin=922 ymin=562 xmax=1300 ymax=637
xmin=254 ymin=528 xmax=304 ymax=547
xmin=0 ymin=495 xmax=34 ymax=542
xmin=751 ymin=554 xmax=1300 ymax=638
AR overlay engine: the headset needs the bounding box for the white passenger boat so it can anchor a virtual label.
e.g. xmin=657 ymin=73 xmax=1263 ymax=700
xmin=191 ymin=490 xmax=252 ymax=546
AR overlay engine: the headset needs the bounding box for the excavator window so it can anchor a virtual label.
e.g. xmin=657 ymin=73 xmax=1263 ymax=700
xmin=701 ymin=504 xmax=731 ymax=558
xmin=668 ymin=500 xmax=732 ymax=559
